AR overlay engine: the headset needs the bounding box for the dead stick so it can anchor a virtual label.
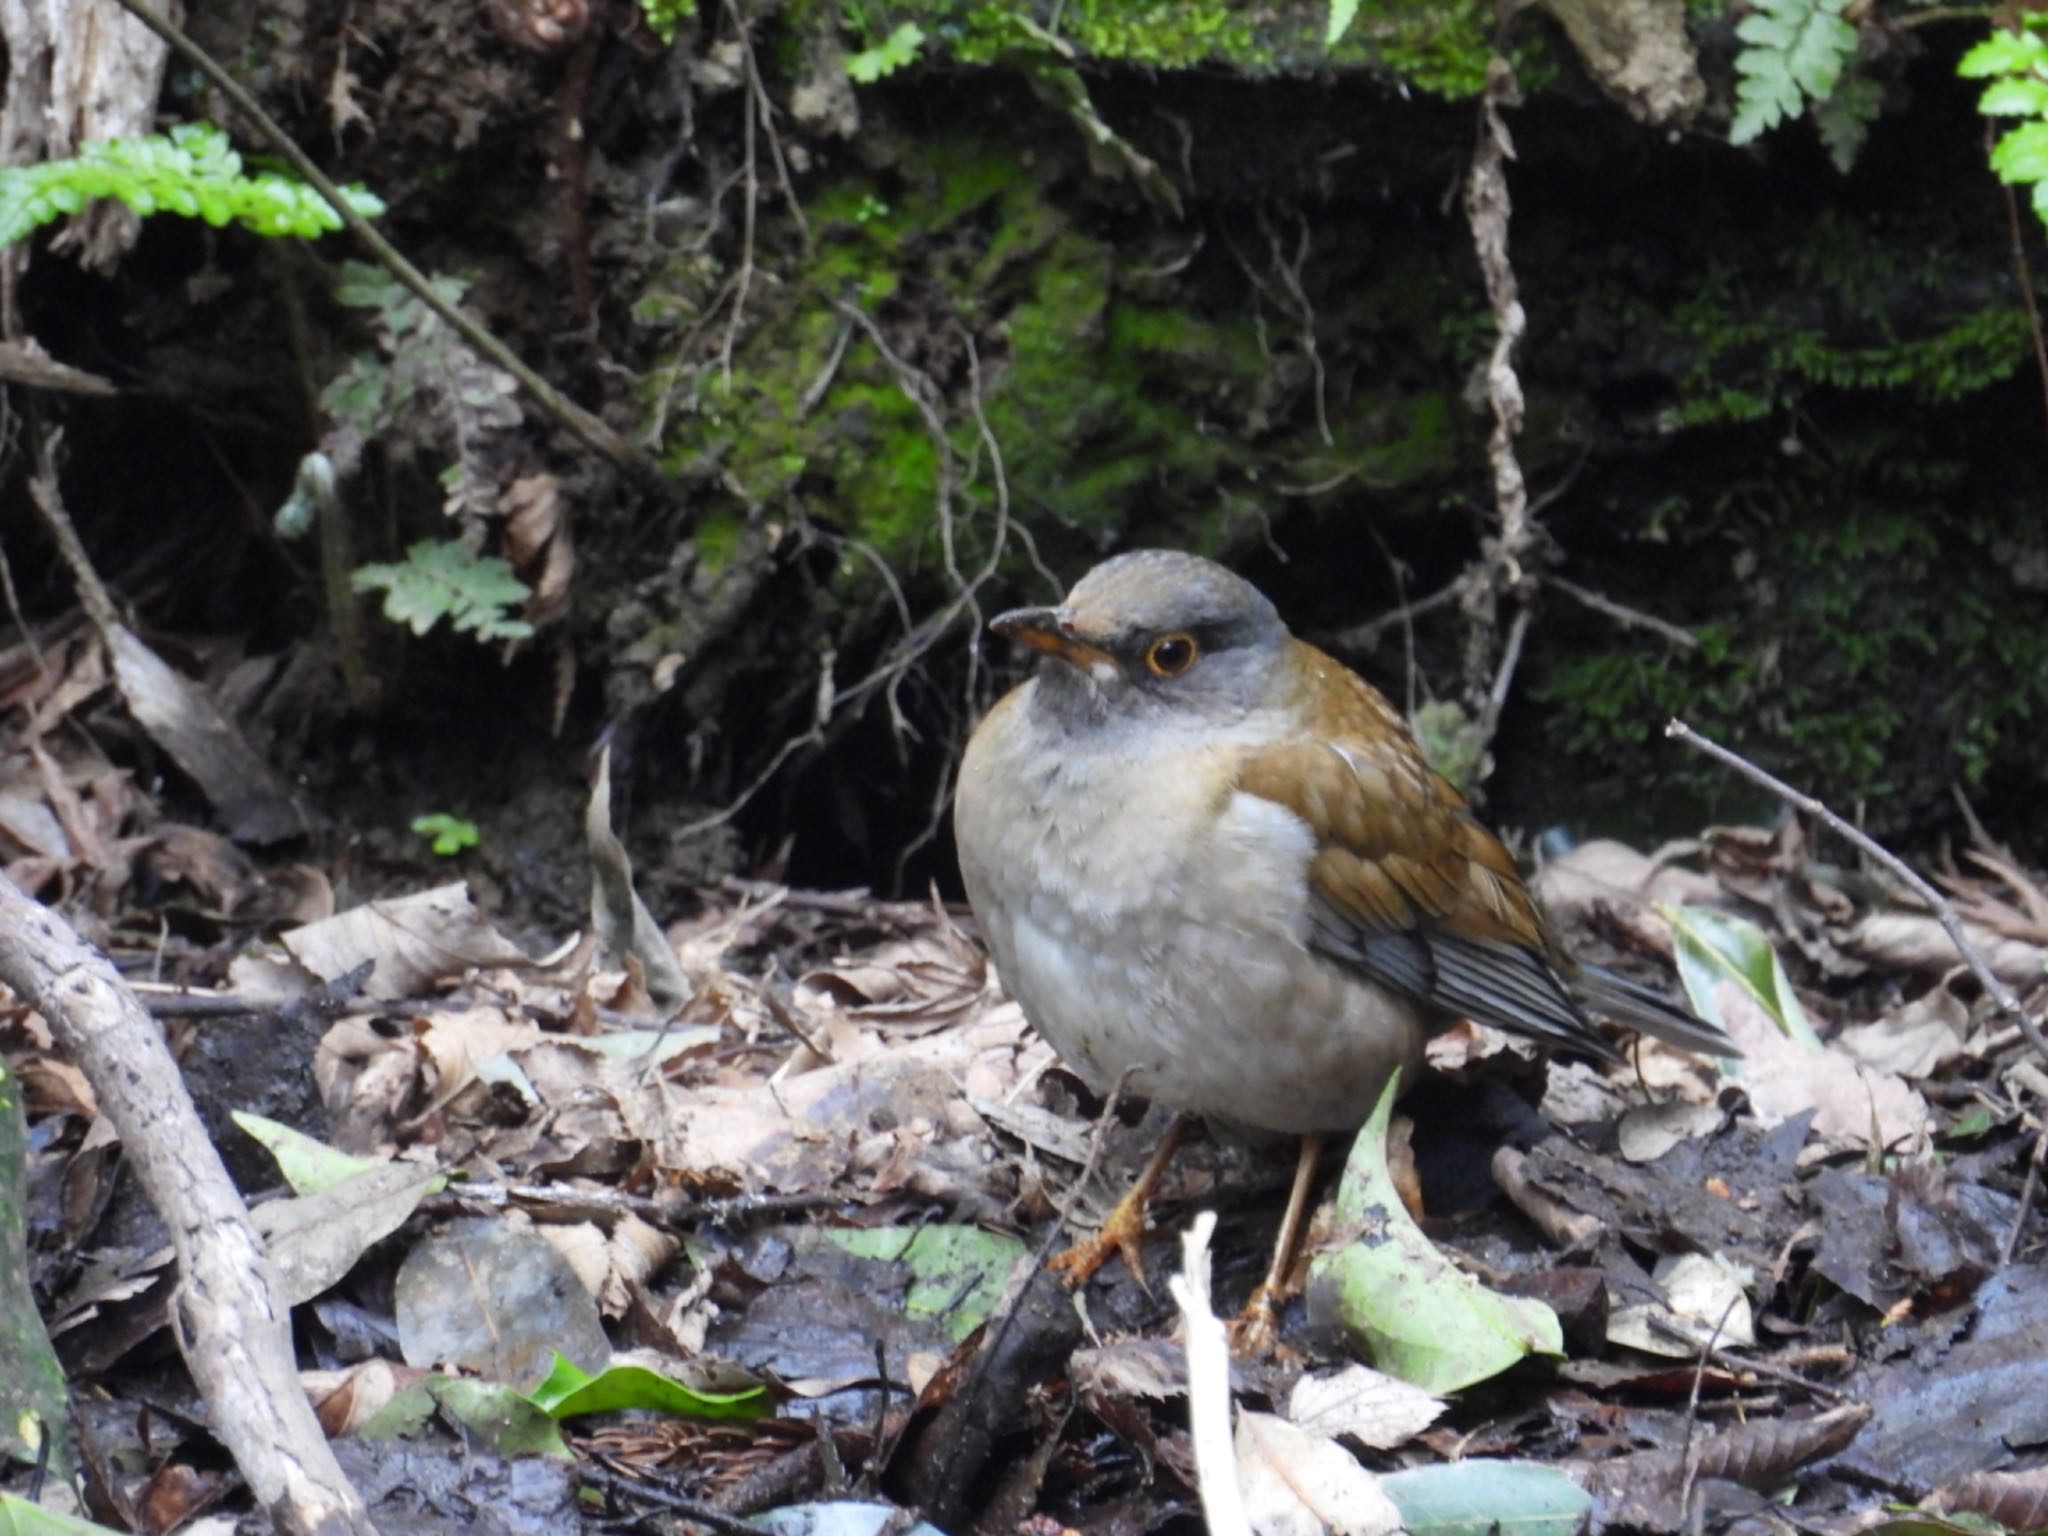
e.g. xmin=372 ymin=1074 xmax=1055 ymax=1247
xmin=0 ymin=877 xmax=378 ymax=1536
xmin=1665 ymin=718 xmax=2048 ymax=1071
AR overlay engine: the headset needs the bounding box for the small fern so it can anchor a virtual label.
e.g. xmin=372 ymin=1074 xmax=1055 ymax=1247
xmin=351 ymin=540 xmax=534 ymax=642
xmin=0 ymin=123 xmax=382 ymax=248
xmin=1960 ymin=23 xmax=2048 ymax=229
xmin=845 ymin=21 xmax=925 ymax=83
xmin=639 ymin=0 xmax=696 ymax=44
xmin=1730 ymin=0 xmax=1860 ymax=147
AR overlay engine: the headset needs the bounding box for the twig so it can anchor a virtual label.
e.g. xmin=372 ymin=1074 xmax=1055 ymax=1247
xmin=1322 ymin=577 xmax=1466 ymax=653
xmin=104 ymin=0 xmax=655 ymax=479
xmin=1476 ymin=601 xmax=1532 ymax=757
xmin=718 ymin=0 xmax=760 ymax=388
xmin=1677 ymin=1294 xmax=1744 ymax=1518
xmin=1665 ymin=718 xmax=2048 ymax=1071
xmin=2001 ymin=1117 xmax=2048 ymax=1268
xmin=1169 ymin=1212 xmax=1250 ymax=1536
xmin=581 ymin=1458 xmax=764 ymax=1536
xmin=1544 ymin=574 xmax=1699 ymax=649
xmin=736 ymin=9 xmax=809 ymax=252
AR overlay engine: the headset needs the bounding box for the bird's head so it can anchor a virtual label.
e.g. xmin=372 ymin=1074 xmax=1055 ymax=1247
xmin=990 ymin=550 xmax=1290 ymax=729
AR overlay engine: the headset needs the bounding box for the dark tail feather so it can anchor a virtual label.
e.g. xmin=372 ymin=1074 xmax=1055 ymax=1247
xmin=1573 ymin=963 xmax=1740 ymax=1058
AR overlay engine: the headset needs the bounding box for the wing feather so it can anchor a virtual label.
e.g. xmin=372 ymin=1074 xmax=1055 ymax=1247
xmin=1237 ymin=641 xmax=1723 ymax=1059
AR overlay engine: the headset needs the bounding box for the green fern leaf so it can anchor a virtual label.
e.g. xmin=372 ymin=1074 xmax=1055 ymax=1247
xmin=1730 ymin=0 xmax=1858 ymax=147
xmin=351 ymin=541 xmax=534 ymax=642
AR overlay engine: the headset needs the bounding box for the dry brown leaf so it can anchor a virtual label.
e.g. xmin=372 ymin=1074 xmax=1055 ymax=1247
xmin=1836 ymin=985 xmax=1971 ymax=1079
xmin=1721 ymin=983 xmax=1930 ymax=1152
xmin=283 ymin=883 xmax=531 ymax=998
xmin=1532 ymin=838 xmax=1720 ymax=945
xmin=1235 ymin=1409 xmax=1404 ymax=1536
xmin=1287 ymin=1364 xmax=1444 ymax=1451
xmin=1838 ymin=910 xmax=2047 ymax=987
xmin=306 ymin=1358 xmax=427 ymax=1437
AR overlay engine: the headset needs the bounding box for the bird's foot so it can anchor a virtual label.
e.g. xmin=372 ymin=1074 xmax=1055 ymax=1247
xmin=1226 ymin=1283 xmax=1284 ymax=1356
xmin=1047 ymin=1184 xmax=1151 ymax=1291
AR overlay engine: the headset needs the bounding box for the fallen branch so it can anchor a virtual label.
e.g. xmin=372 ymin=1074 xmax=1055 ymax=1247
xmin=0 ymin=875 xmax=376 ymax=1535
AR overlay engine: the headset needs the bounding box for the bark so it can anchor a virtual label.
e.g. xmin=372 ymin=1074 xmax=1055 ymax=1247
xmin=0 ymin=875 xmax=379 ymax=1536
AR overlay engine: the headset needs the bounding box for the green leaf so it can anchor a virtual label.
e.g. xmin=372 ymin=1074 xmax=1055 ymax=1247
xmin=359 ymin=1375 xmax=574 ymax=1458
xmin=1814 ymin=67 xmax=1882 ymax=173
xmin=525 ymin=1351 xmax=768 ymax=1421
xmin=638 ymin=0 xmax=696 ymax=44
xmin=0 ymin=123 xmax=380 ymax=249
xmin=233 ymin=1111 xmax=416 ymax=1197
xmin=410 ymin=812 xmax=480 ymax=856
xmin=1307 ymin=1072 xmax=1563 ymax=1392
xmin=1958 ymin=29 xmax=2048 ymax=79
xmin=0 ymin=1494 xmax=128 ymax=1535
xmin=1662 ymin=904 xmax=1820 ymax=1048
xmin=1730 ymin=0 xmax=1859 ymax=146
xmin=1977 ymin=76 xmax=2048 ymax=118
xmin=1990 ymin=120 xmax=2048 ymax=183
xmin=845 ymin=21 xmax=924 ymax=83
xmin=1946 ymin=1106 xmax=1998 ymax=1140
xmin=1326 ymin=0 xmax=1361 ymax=48
xmin=1381 ymin=1461 xmax=1594 ymax=1536
xmin=351 ymin=540 xmax=535 ymax=642
xmin=821 ymin=1224 xmax=1028 ymax=1340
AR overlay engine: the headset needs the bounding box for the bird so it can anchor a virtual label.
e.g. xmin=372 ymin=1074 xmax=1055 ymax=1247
xmin=953 ymin=549 xmax=1733 ymax=1349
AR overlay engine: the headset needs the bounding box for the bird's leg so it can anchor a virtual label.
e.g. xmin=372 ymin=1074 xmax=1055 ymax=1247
xmin=1229 ymin=1133 xmax=1326 ymax=1355
xmin=1048 ymin=1113 xmax=1190 ymax=1291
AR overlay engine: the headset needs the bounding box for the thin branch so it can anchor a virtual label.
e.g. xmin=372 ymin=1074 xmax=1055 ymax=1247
xmin=1994 ymin=127 xmax=2048 ymax=451
xmin=1665 ymin=718 xmax=2048 ymax=1071
xmin=718 ymin=1 xmax=761 ymax=388
xmin=1544 ymin=574 xmax=1699 ymax=649
xmin=1476 ymin=601 xmax=1532 ymax=751
xmin=105 ymin=0 xmax=656 ymax=479
xmin=1322 ymin=577 xmax=1466 ymax=653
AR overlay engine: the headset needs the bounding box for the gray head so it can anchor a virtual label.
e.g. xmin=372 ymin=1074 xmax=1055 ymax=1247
xmin=989 ymin=550 xmax=1290 ymax=728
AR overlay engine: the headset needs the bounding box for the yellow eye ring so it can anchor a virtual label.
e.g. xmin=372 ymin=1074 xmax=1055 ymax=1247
xmin=1144 ymin=633 xmax=1199 ymax=677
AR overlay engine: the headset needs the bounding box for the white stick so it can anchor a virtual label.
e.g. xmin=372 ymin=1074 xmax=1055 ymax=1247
xmin=1169 ymin=1211 xmax=1251 ymax=1536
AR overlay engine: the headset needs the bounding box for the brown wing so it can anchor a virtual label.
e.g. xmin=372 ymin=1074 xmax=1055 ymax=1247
xmin=1237 ymin=642 xmax=1617 ymax=1056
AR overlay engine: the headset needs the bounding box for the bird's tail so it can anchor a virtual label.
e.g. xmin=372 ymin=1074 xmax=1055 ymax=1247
xmin=1573 ymin=963 xmax=1739 ymax=1058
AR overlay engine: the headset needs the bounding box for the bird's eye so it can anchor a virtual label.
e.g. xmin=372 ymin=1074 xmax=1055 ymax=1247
xmin=1144 ymin=633 xmax=1199 ymax=677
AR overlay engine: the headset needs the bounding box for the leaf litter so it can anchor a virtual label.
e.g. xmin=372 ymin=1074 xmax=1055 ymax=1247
xmin=4 ymin=787 xmax=2048 ymax=1535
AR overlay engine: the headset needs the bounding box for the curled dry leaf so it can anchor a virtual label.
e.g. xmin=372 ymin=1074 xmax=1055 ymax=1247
xmin=539 ymin=1214 xmax=679 ymax=1316
xmin=284 ymin=883 xmax=531 ymax=999
xmin=1926 ymin=1467 xmax=2048 ymax=1530
xmin=1573 ymin=1403 xmax=1872 ymax=1529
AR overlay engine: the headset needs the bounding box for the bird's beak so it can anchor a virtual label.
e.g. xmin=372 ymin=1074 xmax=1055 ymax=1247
xmin=990 ymin=606 xmax=1117 ymax=671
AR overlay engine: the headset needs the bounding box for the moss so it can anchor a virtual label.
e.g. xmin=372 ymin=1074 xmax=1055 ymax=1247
xmin=1622 ymin=212 xmax=2034 ymax=428
xmin=841 ymin=0 xmax=1501 ymax=96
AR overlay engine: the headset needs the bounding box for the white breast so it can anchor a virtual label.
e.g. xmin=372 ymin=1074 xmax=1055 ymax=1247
xmin=955 ymin=687 xmax=1427 ymax=1135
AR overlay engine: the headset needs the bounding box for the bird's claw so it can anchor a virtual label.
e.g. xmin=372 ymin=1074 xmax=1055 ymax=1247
xmin=1047 ymin=1189 xmax=1151 ymax=1291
